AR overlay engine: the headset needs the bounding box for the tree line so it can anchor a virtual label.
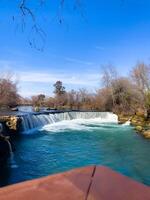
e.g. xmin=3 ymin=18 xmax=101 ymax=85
xmin=1 ymin=62 xmax=150 ymax=116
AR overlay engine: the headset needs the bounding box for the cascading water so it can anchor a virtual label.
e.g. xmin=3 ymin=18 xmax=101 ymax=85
xmin=5 ymin=139 xmax=18 ymax=169
xmin=21 ymin=112 xmax=118 ymax=133
xmin=122 ymin=120 xmax=131 ymax=126
xmin=0 ymin=120 xmax=17 ymax=168
xmin=6 ymin=139 xmax=12 ymax=154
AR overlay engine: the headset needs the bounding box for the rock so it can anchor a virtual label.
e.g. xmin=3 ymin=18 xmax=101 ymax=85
xmin=131 ymin=115 xmax=146 ymax=127
xmin=118 ymin=121 xmax=123 ymax=124
xmin=118 ymin=114 xmax=131 ymax=124
xmin=131 ymin=119 xmax=137 ymax=125
xmin=34 ymin=107 xmax=40 ymax=112
xmin=6 ymin=116 xmax=18 ymax=130
xmin=0 ymin=116 xmax=19 ymax=131
xmin=142 ymin=130 xmax=150 ymax=139
xmin=135 ymin=126 xmax=143 ymax=132
xmin=135 ymin=108 xmax=146 ymax=117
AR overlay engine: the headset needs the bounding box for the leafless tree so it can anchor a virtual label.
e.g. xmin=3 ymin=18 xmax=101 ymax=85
xmin=101 ymin=64 xmax=118 ymax=107
xmin=10 ymin=0 xmax=84 ymax=50
xmin=111 ymin=77 xmax=141 ymax=113
xmin=67 ymin=90 xmax=77 ymax=109
xmin=131 ymin=62 xmax=150 ymax=93
xmin=0 ymin=73 xmax=20 ymax=109
xmin=130 ymin=62 xmax=150 ymax=115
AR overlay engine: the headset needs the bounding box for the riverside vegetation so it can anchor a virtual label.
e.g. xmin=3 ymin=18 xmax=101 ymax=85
xmin=1 ymin=62 xmax=150 ymax=138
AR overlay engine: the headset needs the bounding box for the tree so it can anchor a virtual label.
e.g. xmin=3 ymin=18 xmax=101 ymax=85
xmin=131 ymin=62 xmax=150 ymax=93
xmin=131 ymin=62 xmax=150 ymax=115
xmin=37 ymin=94 xmax=46 ymax=106
xmin=145 ymin=91 xmax=150 ymax=114
xmin=53 ymin=81 xmax=66 ymax=96
xmin=78 ymin=88 xmax=93 ymax=110
xmin=67 ymin=89 xmax=77 ymax=109
xmin=11 ymin=0 xmax=83 ymax=50
xmin=111 ymin=77 xmax=140 ymax=113
xmin=101 ymin=64 xmax=117 ymax=88
xmin=0 ymin=74 xmax=20 ymax=109
xmin=45 ymin=97 xmax=55 ymax=108
xmin=19 ymin=97 xmax=32 ymax=105
xmin=53 ymin=81 xmax=66 ymax=108
xmin=101 ymin=64 xmax=118 ymax=107
xmin=31 ymin=94 xmax=45 ymax=107
xmin=100 ymin=64 xmax=143 ymax=114
xmin=95 ymin=88 xmax=113 ymax=111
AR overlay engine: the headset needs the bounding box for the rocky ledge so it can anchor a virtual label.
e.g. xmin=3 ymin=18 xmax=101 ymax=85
xmin=118 ymin=113 xmax=150 ymax=139
xmin=0 ymin=115 xmax=20 ymax=163
xmin=0 ymin=116 xmax=20 ymax=135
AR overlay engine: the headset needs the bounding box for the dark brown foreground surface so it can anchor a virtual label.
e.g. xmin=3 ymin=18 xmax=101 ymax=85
xmin=0 ymin=166 xmax=149 ymax=200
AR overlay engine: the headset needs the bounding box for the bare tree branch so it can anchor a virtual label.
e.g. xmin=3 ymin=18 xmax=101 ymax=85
xmin=14 ymin=0 xmax=84 ymax=50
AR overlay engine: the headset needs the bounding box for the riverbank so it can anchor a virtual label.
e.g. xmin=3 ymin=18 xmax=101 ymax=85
xmin=118 ymin=113 xmax=150 ymax=139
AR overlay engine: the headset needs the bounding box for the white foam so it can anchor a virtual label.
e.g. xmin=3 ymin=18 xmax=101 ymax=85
xmin=122 ymin=120 xmax=131 ymax=126
xmin=41 ymin=119 xmax=91 ymax=133
xmin=41 ymin=117 xmax=118 ymax=133
xmin=21 ymin=112 xmax=118 ymax=134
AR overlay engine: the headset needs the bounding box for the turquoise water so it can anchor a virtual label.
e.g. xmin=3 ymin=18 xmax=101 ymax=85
xmin=1 ymin=120 xmax=150 ymax=187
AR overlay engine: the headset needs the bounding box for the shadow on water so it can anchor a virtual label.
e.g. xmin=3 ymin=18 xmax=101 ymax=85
xmin=0 ymin=164 xmax=10 ymax=187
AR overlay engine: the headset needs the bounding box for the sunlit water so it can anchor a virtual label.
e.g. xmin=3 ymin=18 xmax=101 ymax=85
xmin=0 ymin=119 xmax=150 ymax=187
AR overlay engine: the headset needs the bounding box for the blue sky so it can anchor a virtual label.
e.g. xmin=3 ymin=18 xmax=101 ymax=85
xmin=0 ymin=0 xmax=150 ymax=97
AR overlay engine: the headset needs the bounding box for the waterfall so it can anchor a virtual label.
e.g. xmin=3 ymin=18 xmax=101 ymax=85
xmin=122 ymin=120 xmax=131 ymax=126
xmin=6 ymin=139 xmax=13 ymax=154
xmin=0 ymin=123 xmax=12 ymax=154
xmin=21 ymin=112 xmax=118 ymax=133
xmin=5 ymin=139 xmax=18 ymax=169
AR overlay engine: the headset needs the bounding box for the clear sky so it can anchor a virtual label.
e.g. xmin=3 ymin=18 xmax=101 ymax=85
xmin=0 ymin=0 xmax=150 ymax=97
